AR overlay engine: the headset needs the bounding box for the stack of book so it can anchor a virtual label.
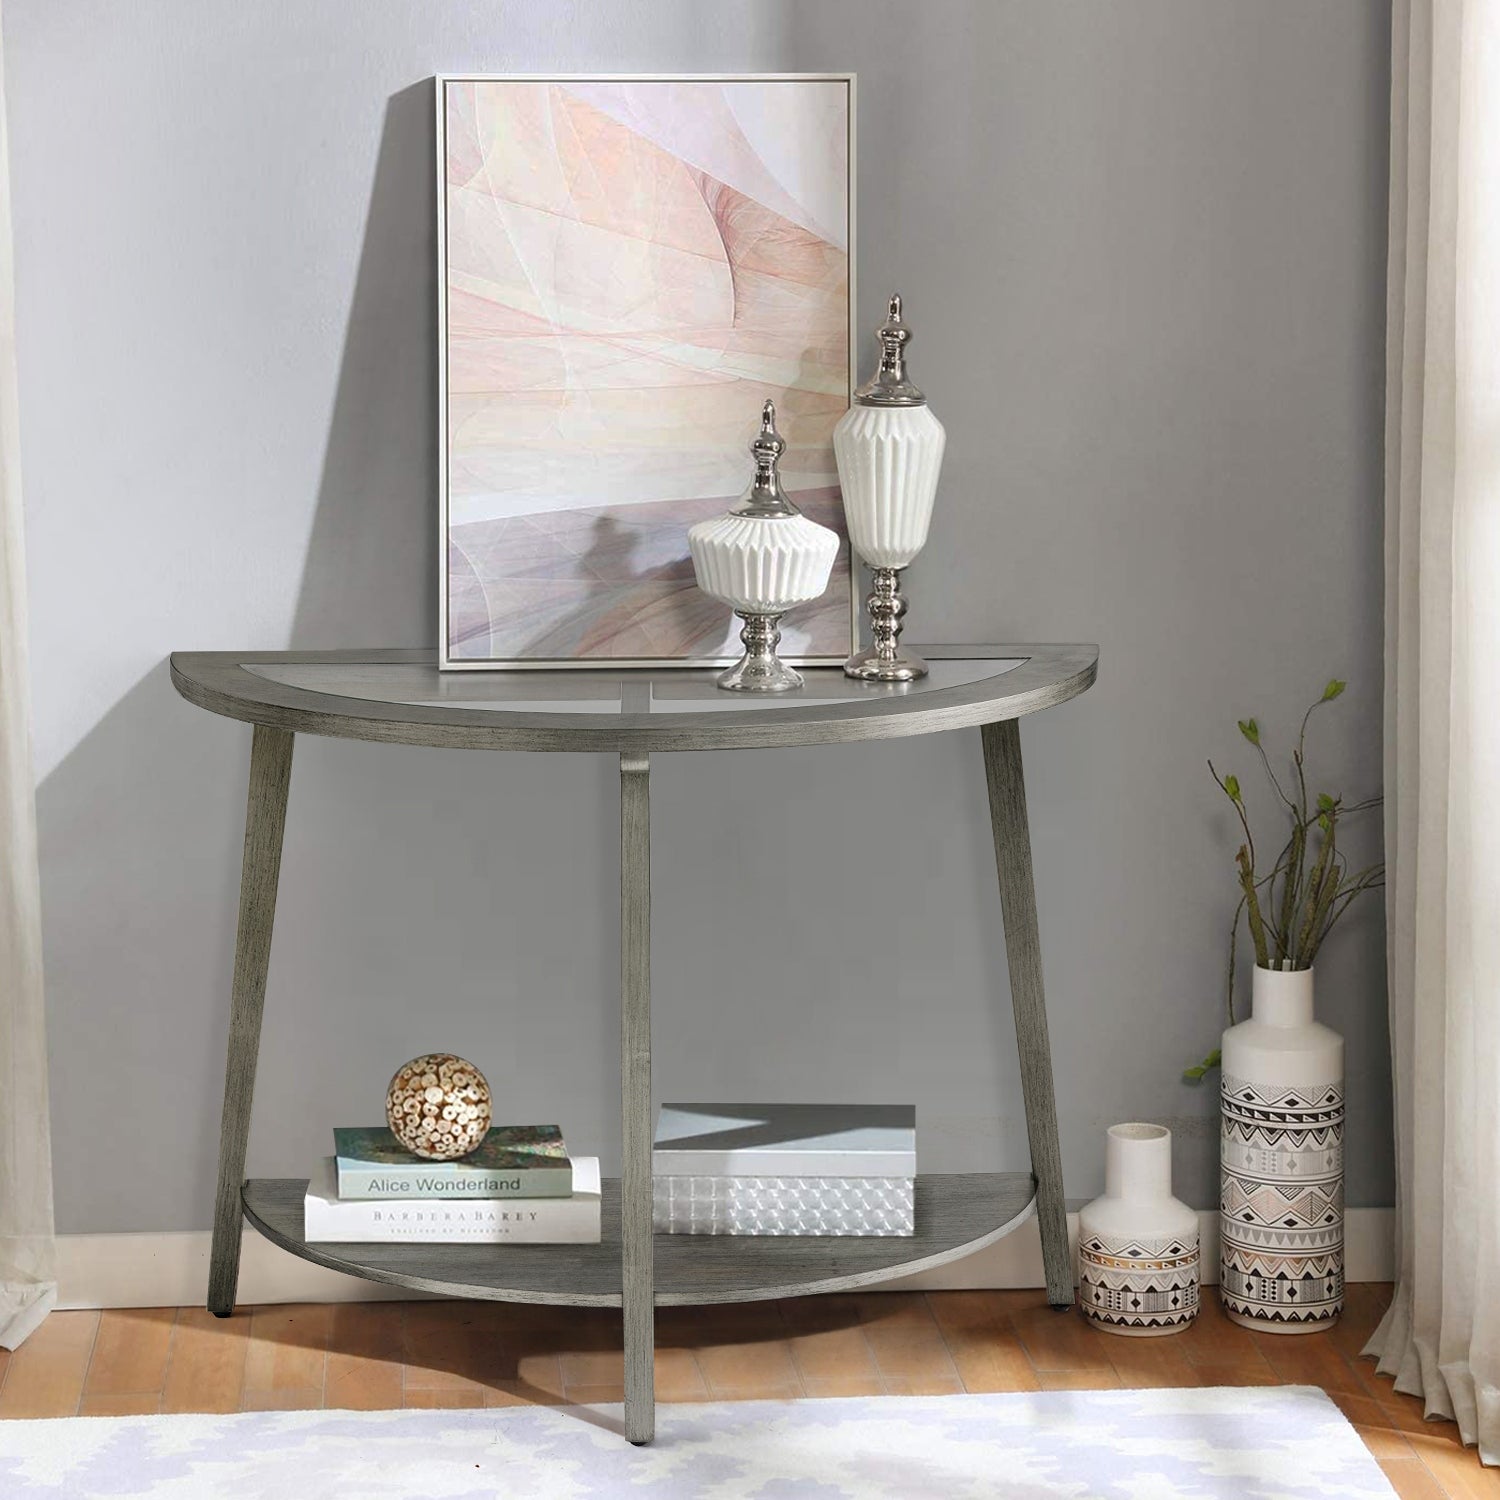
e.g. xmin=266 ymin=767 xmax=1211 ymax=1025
xmin=652 ymin=1103 xmax=917 ymax=1237
xmin=303 ymin=1125 xmax=601 ymax=1244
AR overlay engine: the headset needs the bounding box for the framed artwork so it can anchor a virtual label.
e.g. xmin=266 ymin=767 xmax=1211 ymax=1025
xmin=437 ymin=73 xmax=855 ymax=670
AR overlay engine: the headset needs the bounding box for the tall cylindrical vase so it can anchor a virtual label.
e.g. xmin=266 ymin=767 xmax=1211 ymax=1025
xmin=1078 ymin=1123 xmax=1200 ymax=1335
xmin=1219 ymin=965 xmax=1344 ymax=1332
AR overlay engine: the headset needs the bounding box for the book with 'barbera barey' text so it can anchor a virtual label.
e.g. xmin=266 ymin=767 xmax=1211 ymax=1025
xmin=333 ymin=1125 xmax=571 ymax=1201
xmin=305 ymin=1158 xmax=600 ymax=1244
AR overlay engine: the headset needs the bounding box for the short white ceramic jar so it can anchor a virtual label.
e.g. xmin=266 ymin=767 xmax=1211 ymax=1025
xmin=688 ymin=401 xmax=838 ymax=693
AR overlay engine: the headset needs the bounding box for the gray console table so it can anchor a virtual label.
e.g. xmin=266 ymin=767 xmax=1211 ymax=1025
xmin=170 ymin=643 xmax=1097 ymax=1445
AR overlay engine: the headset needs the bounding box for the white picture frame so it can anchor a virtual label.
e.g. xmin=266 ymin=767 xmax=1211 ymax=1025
xmin=436 ymin=72 xmax=857 ymax=671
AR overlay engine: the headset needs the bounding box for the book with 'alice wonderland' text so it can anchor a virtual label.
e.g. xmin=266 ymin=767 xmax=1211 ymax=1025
xmin=332 ymin=1125 xmax=572 ymax=1200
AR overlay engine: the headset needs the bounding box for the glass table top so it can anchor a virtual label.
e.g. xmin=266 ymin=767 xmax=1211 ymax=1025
xmin=241 ymin=656 xmax=1026 ymax=716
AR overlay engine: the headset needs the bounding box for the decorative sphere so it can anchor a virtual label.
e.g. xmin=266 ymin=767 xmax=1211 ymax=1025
xmin=385 ymin=1054 xmax=492 ymax=1160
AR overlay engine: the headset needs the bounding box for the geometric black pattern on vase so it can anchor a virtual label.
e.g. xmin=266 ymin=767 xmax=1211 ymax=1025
xmin=1219 ymin=1072 xmax=1344 ymax=1331
xmin=1079 ymin=1230 xmax=1201 ymax=1334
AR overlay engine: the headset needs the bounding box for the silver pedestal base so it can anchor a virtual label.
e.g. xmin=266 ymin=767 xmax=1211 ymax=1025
xmin=717 ymin=655 xmax=804 ymax=693
xmin=716 ymin=613 xmax=803 ymax=693
xmin=843 ymin=645 xmax=928 ymax=682
xmin=845 ymin=565 xmax=927 ymax=682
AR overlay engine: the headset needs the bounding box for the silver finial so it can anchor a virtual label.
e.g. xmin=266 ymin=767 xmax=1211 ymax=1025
xmin=854 ymin=293 xmax=927 ymax=407
xmin=733 ymin=399 xmax=800 ymax=518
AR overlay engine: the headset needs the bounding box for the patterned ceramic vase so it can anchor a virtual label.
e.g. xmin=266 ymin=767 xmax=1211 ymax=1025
xmin=1219 ymin=965 xmax=1344 ymax=1332
xmin=1078 ymin=1123 xmax=1200 ymax=1336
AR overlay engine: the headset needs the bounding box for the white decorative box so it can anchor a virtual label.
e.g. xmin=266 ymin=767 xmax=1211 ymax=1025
xmin=654 ymin=1175 xmax=915 ymax=1237
xmin=652 ymin=1104 xmax=916 ymax=1237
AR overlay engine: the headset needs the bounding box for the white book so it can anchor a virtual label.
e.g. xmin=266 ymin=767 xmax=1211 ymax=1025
xmin=303 ymin=1157 xmax=601 ymax=1244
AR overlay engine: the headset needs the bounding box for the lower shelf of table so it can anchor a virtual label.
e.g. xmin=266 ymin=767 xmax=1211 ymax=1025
xmin=241 ymin=1172 xmax=1037 ymax=1308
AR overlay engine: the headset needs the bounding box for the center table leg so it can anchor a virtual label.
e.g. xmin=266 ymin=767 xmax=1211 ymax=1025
xmin=619 ymin=752 xmax=654 ymax=1444
xmin=980 ymin=719 xmax=1073 ymax=1309
xmin=208 ymin=724 xmax=294 ymax=1317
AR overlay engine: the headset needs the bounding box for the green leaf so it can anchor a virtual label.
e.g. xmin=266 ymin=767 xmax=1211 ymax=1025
xmin=1182 ymin=1047 xmax=1223 ymax=1083
xmin=1322 ymin=679 xmax=1347 ymax=701
xmin=1318 ymin=813 xmax=1331 ymax=834
xmin=1238 ymin=718 xmax=1260 ymax=745
xmin=1317 ymin=792 xmax=1336 ymax=812
xmin=1224 ymin=774 xmax=1241 ymax=801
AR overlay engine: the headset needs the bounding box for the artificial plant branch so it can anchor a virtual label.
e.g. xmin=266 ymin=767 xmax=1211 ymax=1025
xmin=1237 ymin=844 xmax=1270 ymax=968
xmin=1187 ymin=677 xmax=1380 ymax=1078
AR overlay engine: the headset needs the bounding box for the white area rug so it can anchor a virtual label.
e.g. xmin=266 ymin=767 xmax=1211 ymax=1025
xmin=0 ymin=1386 xmax=1395 ymax=1498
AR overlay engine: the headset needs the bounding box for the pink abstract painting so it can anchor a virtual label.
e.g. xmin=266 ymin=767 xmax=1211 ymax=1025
xmin=439 ymin=76 xmax=853 ymax=667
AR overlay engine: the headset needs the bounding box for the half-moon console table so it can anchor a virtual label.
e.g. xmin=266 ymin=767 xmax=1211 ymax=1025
xmin=170 ymin=643 xmax=1098 ymax=1445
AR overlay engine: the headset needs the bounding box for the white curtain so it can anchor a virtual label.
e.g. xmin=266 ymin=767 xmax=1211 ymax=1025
xmin=0 ymin=0 xmax=56 ymax=1349
xmin=1367 ymin=0 xmax=1500 ymax=1467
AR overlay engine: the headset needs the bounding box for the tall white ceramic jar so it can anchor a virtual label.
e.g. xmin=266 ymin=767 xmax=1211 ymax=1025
xmin=1078 ymin=1123 xmax=1200 ymax=1336
xmin=1219 ymin=965 xmax=1344 ymax=1332
xmin=832 ymin=293 xmax=946 ymax=682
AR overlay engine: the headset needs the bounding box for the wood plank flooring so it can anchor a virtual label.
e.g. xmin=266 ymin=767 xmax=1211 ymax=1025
xmin=0 ymin=1285 xmax=1491 ymax=1496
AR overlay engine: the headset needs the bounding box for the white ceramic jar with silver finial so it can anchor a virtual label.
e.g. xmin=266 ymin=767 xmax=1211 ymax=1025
xmin=833 ymin=293 xmax=947 ymax=681
xmin=688 ymin=401 xmax=839 ymax=693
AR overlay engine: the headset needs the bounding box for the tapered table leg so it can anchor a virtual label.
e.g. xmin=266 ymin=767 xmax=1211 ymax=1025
xmin=619 ymin=752 xmax=654 ymax=1444
xmin=980 ymin=720 xmax=1073 ymax=1308
xmin=208 ymin=724 xmax=295 ymax=1317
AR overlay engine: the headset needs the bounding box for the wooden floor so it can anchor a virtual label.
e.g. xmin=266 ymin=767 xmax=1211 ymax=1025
xmin=0 ymin=1284 xmax=1491 ymax=1496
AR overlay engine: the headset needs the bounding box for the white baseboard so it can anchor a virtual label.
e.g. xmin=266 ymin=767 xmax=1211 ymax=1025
xmin=56 ymin=1208 xmax=1395 ymax=1310
xmin=887 ymin=1208 xmax=1394 ymax=1293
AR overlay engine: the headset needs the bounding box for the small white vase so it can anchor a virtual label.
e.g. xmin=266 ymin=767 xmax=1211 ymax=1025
xmin=1220 ymin=965 xmax=1344 ymax=1333
xmin=1078 ymin=1123 xmax=1200 ymax=1336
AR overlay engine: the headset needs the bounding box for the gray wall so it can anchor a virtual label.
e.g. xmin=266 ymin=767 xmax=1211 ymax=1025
xmin=8 ymin=0 xmax=1392 ymax=1235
